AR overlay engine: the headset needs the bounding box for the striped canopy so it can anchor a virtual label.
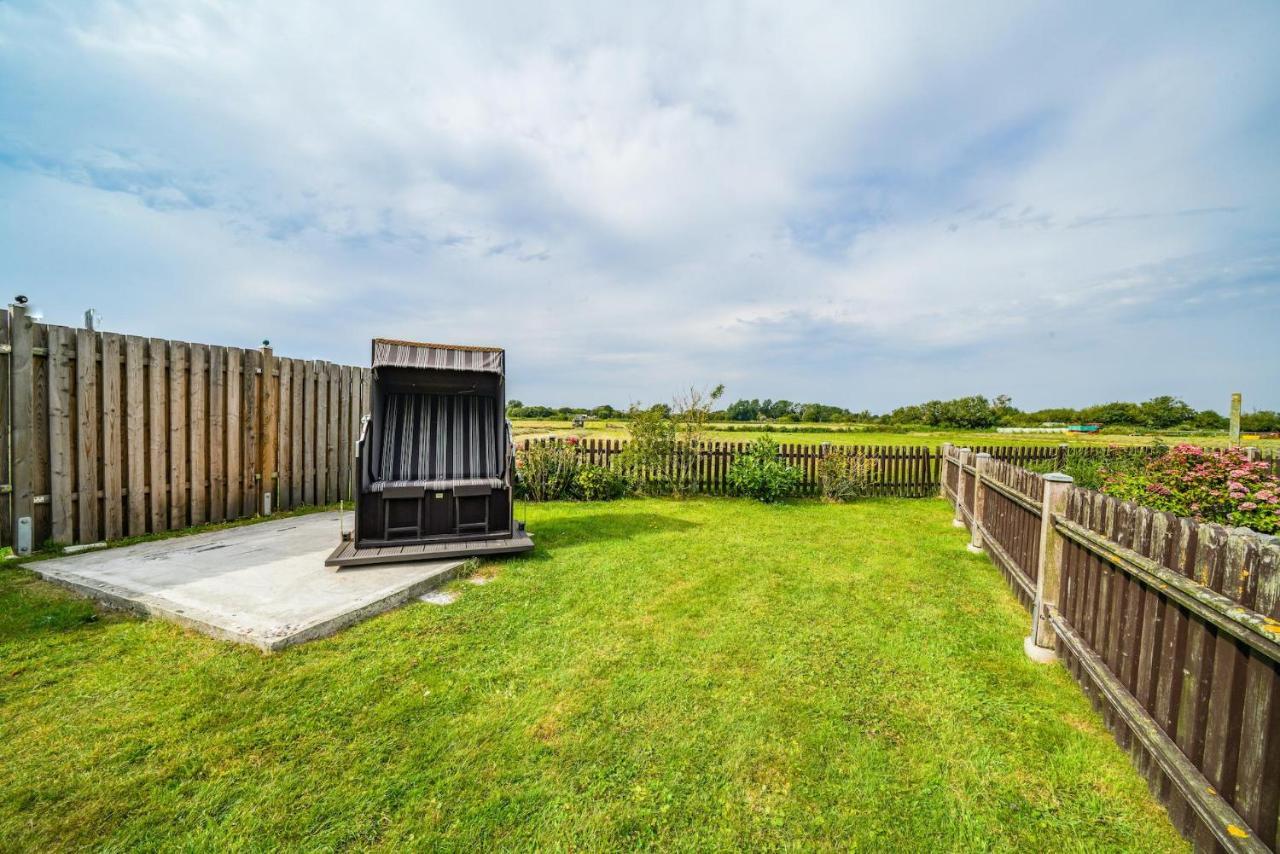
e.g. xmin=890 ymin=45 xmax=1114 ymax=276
xmin=372 ymin=338 xmax=505 ymax=374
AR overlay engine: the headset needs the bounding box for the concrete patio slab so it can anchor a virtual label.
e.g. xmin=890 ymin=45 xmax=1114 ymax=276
xmin=28 ymin=512 xmax=467 ymax=651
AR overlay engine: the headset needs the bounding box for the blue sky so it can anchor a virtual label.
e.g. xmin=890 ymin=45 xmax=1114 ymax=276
xmin=1 ymin=1 xmax=1278 ymax=412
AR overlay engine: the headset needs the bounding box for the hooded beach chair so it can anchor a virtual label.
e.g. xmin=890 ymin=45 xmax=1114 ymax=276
xmin=326 ymin=338 xmax=532 ymax=566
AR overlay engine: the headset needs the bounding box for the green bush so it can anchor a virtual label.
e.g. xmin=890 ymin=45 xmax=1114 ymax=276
xmin=1025 ymin=443 xmax=1160 ymax=490
xmin=618 ymin=404 xmax=677 ymax=495
xmin=576 ymin=464 xmax=627 ymax=501
xmin=727 ymin=437 xmax=803 ymax=503
xmin=515 ymin=442 xmax=580 ymax=501
xmin=817 ymin=450 xmax=877 ymax=502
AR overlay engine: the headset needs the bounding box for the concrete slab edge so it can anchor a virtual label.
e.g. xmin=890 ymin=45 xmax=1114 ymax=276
xmin=264 ymin=560 xmax=467 ymax=652
xmin=28 ymin=558 xmax=468 ymax=653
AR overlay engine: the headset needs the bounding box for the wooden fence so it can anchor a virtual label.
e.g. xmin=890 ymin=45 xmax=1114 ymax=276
xmin=521 ymin=437 xmax=943 ymax=497
xmin=0 ymin=305 xmax=370 ymax=552
xmin=942 ymin=446 xmax=1280 ymax=852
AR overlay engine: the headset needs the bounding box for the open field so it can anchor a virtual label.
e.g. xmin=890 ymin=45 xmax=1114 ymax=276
xmin=1 ymin=499 xmax=1182 ymax=850
xmin=511 ymin=418 xmax=1280 ymax=452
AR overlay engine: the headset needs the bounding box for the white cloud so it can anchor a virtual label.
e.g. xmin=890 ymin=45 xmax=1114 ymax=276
xmin=1 ymin=0 xmax=1278 ymax=409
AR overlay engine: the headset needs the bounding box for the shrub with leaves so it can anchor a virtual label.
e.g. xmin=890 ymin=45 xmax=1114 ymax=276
xmin=515 ymin=441 xmax=581 ymax=501
xmin=618 ymin=404 xmax=677 ymax=495
xmin=817 ymin=450 xmax=877 ymax=502
xmin=576 ymin=464 xmax=627 ymax=501
xmin=1026 ymin=443 xmax=1162 ymax=490
xmin=1100 ymin=444 xmax=1280 ymax=533
xmin=727 ymin=437 xmax=803 ymax=503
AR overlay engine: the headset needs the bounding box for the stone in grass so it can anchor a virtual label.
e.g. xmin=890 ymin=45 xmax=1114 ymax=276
xmin=420 ymin=589 xmax=459 ymax=605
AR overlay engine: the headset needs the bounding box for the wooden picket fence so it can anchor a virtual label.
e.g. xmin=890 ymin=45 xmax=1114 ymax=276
xmin=0 ymin=305 xmax=370 ymax=551
xmin=521 ymin=437 xmax=943 ymax=497
xmin=942 ymin=446 xmax=1280 ymax=852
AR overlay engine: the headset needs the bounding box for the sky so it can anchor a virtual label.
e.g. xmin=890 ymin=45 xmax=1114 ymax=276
xmin=1 ymin=1 xmax=1278 ymax=413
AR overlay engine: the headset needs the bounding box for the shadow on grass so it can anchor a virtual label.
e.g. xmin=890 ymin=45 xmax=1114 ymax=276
xmin=520 ymin=511 xmax=701 ymax=553
xmin=0 ymin=571 xmax=106 ymax=644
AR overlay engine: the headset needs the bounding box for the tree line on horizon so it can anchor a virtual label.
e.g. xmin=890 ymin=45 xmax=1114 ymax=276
xmin=506 ymin=394 xmax=1280 ymax=433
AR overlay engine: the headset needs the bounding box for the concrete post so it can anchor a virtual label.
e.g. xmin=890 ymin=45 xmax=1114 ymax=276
xmin=1229 ymin=392 xmax=1241 ymax=447
xmin=1026 ymin=472 xmax=1074 ymax=662
xmin=952 ymin=448 xmax=970 ymax=528
xmin=967 ymin=452 xmax=990 ymax=553
xmin=938 ymin=442 xmax=953 ymax=499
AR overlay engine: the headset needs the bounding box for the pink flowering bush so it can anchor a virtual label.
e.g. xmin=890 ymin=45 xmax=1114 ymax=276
xmin=1101 ymin=444 xmax=1280 ymax=533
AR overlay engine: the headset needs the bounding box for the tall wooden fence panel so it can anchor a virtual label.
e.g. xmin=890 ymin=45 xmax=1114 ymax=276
xmin=1 ymin=306 xmax=370 ymax=550
xmin=942 ymin=445 xmax=1280 ymax=852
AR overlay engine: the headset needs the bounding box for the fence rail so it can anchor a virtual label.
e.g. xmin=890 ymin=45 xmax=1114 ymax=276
xmin=942 ymin=445 xmax=1280 ymax=852
xmin=1 ymin=305 xmax=370 ymax=551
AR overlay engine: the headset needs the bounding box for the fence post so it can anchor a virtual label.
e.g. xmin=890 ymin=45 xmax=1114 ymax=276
xmin=8 ymin=302 xmax=34 ymax=554
xmin=1056 ymin=442 xmax=1067 ymax=469
xmin=952 ymin=448 xmax=970 ymax=528
xmin=1244 ymin=446 xmax=1260 ymax=463
xmin=938 ymin=442 xmax=953 ymax=498
xmin=1229 ymin=392 xmax=1241 ymax=447
xmin=967 ymin=452 xmax=990 ymax=553
xmin=259 ymin=343 xmax=276 ymax=516
xmin=1026 ymin=472 xmax=1073 ymax=663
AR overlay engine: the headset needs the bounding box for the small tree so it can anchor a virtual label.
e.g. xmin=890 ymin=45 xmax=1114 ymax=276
xmin=619 ymin=403 xmax=677 ymax=495
xmin=671 ymin=384 xmax=724 ymax=496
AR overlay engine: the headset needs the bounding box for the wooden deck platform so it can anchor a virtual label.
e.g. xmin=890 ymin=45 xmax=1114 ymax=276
xmin=325 ymin=531 xmax=534 ymax=568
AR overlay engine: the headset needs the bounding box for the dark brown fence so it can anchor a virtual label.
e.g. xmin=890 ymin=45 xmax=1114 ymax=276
xmin=0 ymin=305 xmax=370 ymax=552
xmin=522 ymin=437 xmax=942 ymax=497
xmin=942 ymin=446 xmax=1280 ymax=852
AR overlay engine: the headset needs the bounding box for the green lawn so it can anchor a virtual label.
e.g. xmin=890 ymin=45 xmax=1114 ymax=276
xmin=510 ymin=418 xmax=1274 ymax=452
xmin=0 ymin=499 xmax=1183 ymax=850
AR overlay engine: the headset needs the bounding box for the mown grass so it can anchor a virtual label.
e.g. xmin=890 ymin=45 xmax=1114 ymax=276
xmin=510 ymin=418 xmax=1273 ymax=452
xmin=0 ymin=499 xmax=1183 ymax=850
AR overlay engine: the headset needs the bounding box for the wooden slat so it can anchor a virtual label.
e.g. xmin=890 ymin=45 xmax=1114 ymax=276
xmin=225 ymin=348 xmax=242 ymax=519
xmin=259 ymin=346 xmax=277 ymax=515
xmin=277 ymin=358 xmax=292 ymax=510
xmin=242 ymin=348 xmax=259 ymax=517
xmin=338 ymin=365 xmax=351 ymax=502
xmin=315 ymin=362 xmax=329 ymax=504
xmin=347 ymin=364 xmax=361 ymax=500
xmin=291 ymin=359 xmax=304 ymax=507
xmin=75 ymin=328 xmax=99 ymax=543
xmin=101 ymin=332 xmax=124 ymax=540
xmin=208 ymin=346 xmax=226 ymax=524
xmin=327 ymin=363 xmax=340 ymax=503
xmin=124 ymin=336 xmax=147 ymax=536
xmin=188 ymin=343 xmax=208 ymax=526
xmin=168 ymin=341 xmax=188 ymax=530
xmin=46 ymin=326 xmax=75 ymax=543
xmin=147 ymin=338 xmax=168 ymax=532
xmin=304 ymin=361 xmax=316 ymax=505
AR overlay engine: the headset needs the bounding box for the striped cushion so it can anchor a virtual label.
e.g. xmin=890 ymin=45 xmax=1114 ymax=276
xmin=378 ymin=393 xmax=501 ymax=482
